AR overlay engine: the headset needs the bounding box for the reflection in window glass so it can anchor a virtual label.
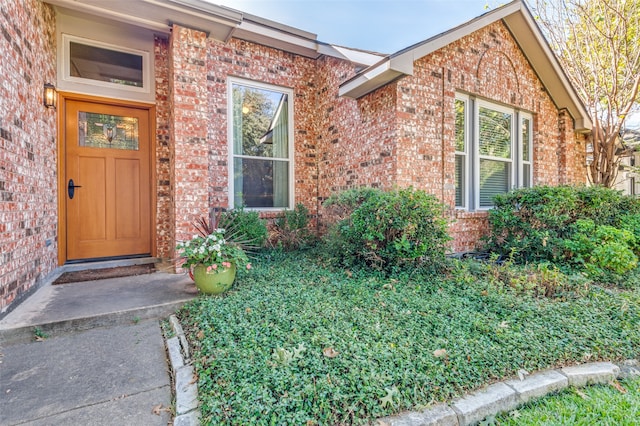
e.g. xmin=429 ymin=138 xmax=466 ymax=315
xmin=231 ymin=82 xmax=291 ymax=208
xmin=70 ymin=41 xmax=143 ymax=88
xmin=78 ymin=112 xmax=139 ymax=150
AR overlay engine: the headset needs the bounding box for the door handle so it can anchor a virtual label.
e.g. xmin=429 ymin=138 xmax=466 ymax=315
xmin=68 ymin=179 xmax=82 ymax=199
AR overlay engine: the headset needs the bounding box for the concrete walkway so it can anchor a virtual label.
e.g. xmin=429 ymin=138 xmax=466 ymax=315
xmin=0 ymin=272 xmax=197 ymax=425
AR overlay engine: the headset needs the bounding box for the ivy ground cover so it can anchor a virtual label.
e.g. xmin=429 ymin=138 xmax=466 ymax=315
xmin=177 ymin=251 xmax=640 ymax=425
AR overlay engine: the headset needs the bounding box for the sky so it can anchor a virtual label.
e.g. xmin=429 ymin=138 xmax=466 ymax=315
xmin=211 ymin=0 xmax=640 ymax=129
xmin=213 ymin=0 xmax=497 ymax=53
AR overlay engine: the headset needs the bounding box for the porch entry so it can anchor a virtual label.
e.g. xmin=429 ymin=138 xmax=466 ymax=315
xmin=64 ymin=99 xmax=151 ymax=261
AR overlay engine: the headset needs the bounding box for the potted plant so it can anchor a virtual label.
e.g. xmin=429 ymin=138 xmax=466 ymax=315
xmin=176 ymin=227 xmax=252 ymax=294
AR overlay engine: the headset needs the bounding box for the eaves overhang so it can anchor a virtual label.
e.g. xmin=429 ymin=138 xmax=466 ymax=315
xmin=43 ymin=0 xmax=383 ymax=66
xmin=45 ymin=0 xmax=243 ymax=40
xmin=339 ymin=0 xmax=592 ymax=132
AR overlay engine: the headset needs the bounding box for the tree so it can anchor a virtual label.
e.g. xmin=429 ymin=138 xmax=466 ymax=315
xmin=528 ymin=0 xmax=640 ymax=187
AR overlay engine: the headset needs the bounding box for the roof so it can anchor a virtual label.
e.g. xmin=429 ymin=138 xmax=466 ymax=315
xmin=44 ymin=0 xmax=384 ymax=67
xmin=338 ymin=0 xmax=592 ymax=132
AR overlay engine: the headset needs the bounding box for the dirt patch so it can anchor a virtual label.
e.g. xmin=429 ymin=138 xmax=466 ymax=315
xmin=53 ymin=264 xmax=155 ymax=285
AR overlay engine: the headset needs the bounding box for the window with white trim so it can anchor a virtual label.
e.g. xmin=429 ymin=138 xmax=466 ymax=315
xmin=62 ymin=34 xmax=150 ymax=94
xmin=228 ymin=78 xmax=294 ymax=209
xmin=454 ymin=98 xmax=468 ymax=208
xmin=454 ymin=94 xmax=533 ymax=209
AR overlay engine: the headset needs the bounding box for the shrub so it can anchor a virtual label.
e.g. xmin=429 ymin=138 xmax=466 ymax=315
xmin=485 ymin=185 xmax=640 ymax=283
xmin=485 ymin=185 xmax=640 ymax=263
xmin=269 ymin=203 xmax=314 ymax=251
xmin=324 ymin=187 xmax=451 ymax=271
xmin=220 ymin=207 xmax=268 ymax=248
xmin=323 ymin=186 xmax=381 ymax=223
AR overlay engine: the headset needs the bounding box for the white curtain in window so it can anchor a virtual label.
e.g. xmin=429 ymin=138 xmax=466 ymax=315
xmin=232 ymin=86 xmax=244 ymax=206
xmin=272 ymin=94 xmax=289 ymax=207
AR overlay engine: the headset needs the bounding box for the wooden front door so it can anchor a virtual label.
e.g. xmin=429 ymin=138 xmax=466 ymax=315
xmin=65 ymin=100 xmax=151 ymax=261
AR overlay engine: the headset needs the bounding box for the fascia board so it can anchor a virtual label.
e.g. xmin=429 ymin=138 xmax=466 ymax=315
xmin=234 ymin=20 xmax=320 ymax=58
xmin=46 ymin=0 xmax=242 ymax=39
xmin=339 ymin=1 xmax=524 ymax=100
xmin=503 ymin=10 xmax=592 ymax=131
xmin=390 ymin=1 xmax=522 ymax=67
xmin=339 ymin=60 xmax=406 ymax=98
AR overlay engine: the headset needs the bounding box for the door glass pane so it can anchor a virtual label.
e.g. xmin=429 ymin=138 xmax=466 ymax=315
xmin=233 ymin=157 xmax=289 ymax=208
xmin=78 ymin=112 xmax=139 ymax=150
xmin=480 ymin=159 xmax=510 ymax=207
xmin=70 ymin=41 xmax=143 ymax=87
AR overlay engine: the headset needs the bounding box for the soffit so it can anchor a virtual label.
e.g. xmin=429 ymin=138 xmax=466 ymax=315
xmin=45 ymin=0 xmax=242 ymax=40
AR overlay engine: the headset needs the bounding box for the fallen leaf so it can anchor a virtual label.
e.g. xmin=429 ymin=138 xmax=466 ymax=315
xmin=481 ymin=290 xmax=488 ymax=296
xmin=574 ymin=389 xmax=589 ymax=400
xmin=433 ymin=349 xmax=447 ymax=358
xmin=499 ymin=321 xmax=510 ymax=329
xmin=151 ymin=403 xmax=171 ymax=415
xmin=611 ymin=380 xmax=627 ymax=394
xmin=380 ymin=386 xmax=398 ymax=408
xmin=377 ymin=421 xmax=391 ymax=426
xmin=35 ymin=336 xmax=45 ymax=342
xmin=517 ymin=369 xmax=530 ymax=381
xmin=322 ymin=347 xmax=339 ymax=358
xmin=245 ymin=307 xmax=252 ymax=314
xmin=196 ymin=330 xmax=205 ymax=340
xmin=189 ymin=373 xmax=198 ymax=385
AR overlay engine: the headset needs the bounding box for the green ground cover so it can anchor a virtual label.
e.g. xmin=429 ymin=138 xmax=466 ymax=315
xmin=495 ymin=377 xmax=640 ymax=425
xmin=177 ymin=251 xmax=640 ymax=425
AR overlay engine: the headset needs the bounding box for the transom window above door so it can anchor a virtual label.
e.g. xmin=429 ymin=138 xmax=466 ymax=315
xmin=228 ymin=78 xmax=294 ymax=209
xmin=62 ymin=34 xmax=150 ymax=94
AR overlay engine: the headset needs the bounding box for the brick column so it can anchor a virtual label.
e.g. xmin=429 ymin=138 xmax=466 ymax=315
xmin=169 ymin=25 xmax=209 ymax=251
xmin=558 ymin=109 xmax=579 ymax=185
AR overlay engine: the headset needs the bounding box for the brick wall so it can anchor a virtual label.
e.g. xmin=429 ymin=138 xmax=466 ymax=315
xmin=169 ymin=25 xmax=210 ymax=250
xmin=155 ymin=36 xmax=172 ymax=259
xmin=0 ymin=0 xmax=57 ymax=313
xmin=375 ymin=21 xmax=585 ymax=252
xmin=205 ymin=38 xmax=320 ymax=217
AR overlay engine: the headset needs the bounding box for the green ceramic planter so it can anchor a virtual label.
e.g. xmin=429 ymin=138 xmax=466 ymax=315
xmin=192 ymin=263 xmax=236 ymax=295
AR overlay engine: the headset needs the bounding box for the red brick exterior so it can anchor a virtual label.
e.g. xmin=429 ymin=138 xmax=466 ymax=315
xmin=0 ymin=7 xmax=588 ymax=314
xmin=155 ymin=36 xmax=172 ymax=259
xmin=0 ymin=0 xmax=57 ymax=313
xmin=202 ymin=20 xmax=584 ymax=253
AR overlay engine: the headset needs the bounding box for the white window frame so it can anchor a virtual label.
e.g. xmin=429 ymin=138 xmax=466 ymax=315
xmin=454 ymin=95 xmax=470 ymax=209
xmin=475 ymin=100 xmax=515 ymax=210
xmin=455 ymin=94 xmax=534 ymax=210
xmin=519 ymin=113 xmax=533 ymax=188
xmin=62 ymin=34 xmax=151 ymax=95
xmin=227 ymin=77 xmax=295 ymax=211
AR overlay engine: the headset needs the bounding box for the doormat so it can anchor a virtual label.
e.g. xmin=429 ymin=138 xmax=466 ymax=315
xmin=53 ymin=264 xmax=155 ymax=285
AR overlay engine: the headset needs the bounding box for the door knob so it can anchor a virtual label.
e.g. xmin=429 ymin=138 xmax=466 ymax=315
xmin=68 ymin=179 xmax=82 ymax=199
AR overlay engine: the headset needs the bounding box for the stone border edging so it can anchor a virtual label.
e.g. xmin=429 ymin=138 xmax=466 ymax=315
xmin=162 ymin=316 xmax=639 ymax=426
xmin=166 ymin=314 xmax=201 ymax=426
xmin=378 ymin=359 xmax=640 ymax=426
